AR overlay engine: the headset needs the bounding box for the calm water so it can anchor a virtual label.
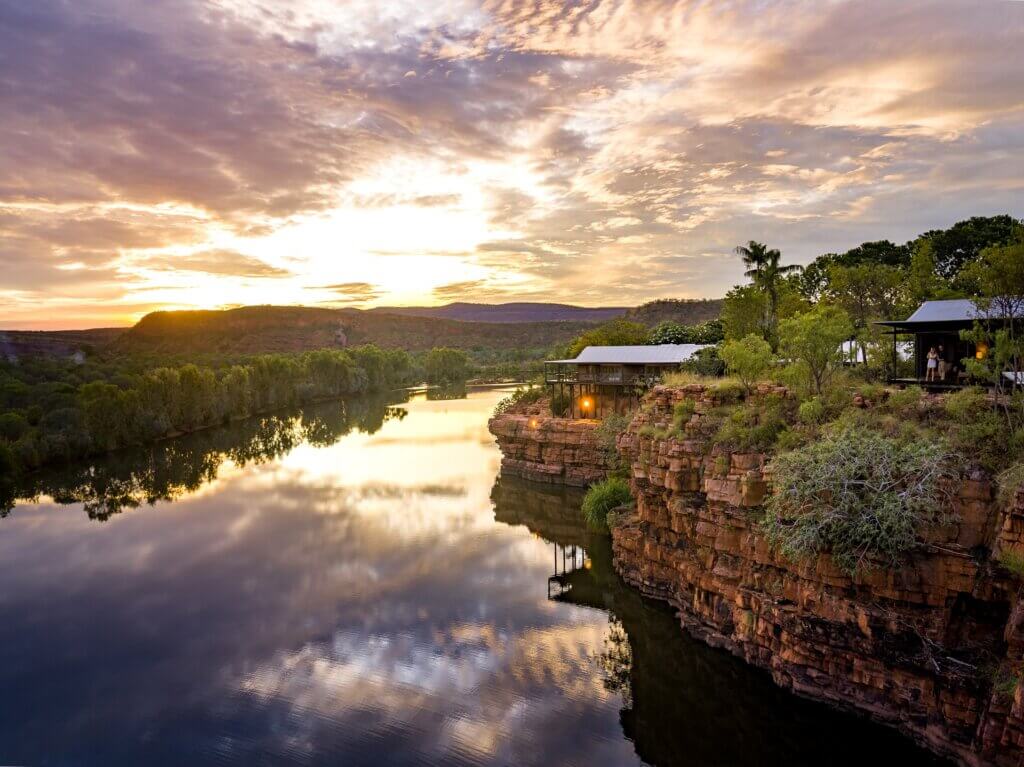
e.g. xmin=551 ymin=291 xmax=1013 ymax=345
xmin=1 ymin=386 xmax=948 ymax=766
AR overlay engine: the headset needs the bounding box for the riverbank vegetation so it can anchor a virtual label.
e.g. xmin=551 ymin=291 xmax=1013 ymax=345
xmin=583 ymin=477 xmax=633 ymax=532
xmin=0 ymin=346 xmax=414 ymax=484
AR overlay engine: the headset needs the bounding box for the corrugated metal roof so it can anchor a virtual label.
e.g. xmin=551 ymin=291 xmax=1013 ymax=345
xmin=547 ymin=344 xmax=708 ymax=364
xmin=904 ymin=299 xmax=982 ymax=323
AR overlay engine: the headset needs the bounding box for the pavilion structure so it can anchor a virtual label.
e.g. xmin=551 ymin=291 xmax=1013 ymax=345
xmin=544 ymin=344 xmax=707 ymax=419
xmin=876 ymin=298 xmax=1019 ymax=389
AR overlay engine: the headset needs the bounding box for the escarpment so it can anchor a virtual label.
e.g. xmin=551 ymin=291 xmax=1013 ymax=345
xmin=611 ymin=384 xmax=1024 ymax=766
xmin=488 ymin=400 xmax=612 ymax=487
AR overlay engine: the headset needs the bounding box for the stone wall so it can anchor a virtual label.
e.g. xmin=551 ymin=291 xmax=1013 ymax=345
xmin=611 ymin=383 xmax=1024 ymax=766
xmin=488 ymin=404 xmax=611 ymax=487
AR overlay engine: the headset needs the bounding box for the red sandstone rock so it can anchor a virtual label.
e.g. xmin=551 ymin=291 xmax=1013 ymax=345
xmin=609 ymin=383 xmax=1024 ymax=767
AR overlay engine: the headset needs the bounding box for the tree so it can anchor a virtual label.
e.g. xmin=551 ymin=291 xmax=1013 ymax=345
xmin=906 ymin=238 xmax=953 ymax=304
xmin=917 ymin=215 xmax=1021 ymax=281
xmin=719 ymin=334 xmax=773 ymax=393
xmin=424 ymin=347 xmax=471 ymax=384
xmin=649 ymin=319 xmax=724 ymax=345
xmin=721 ymin=284 xmax=766 ymax=341
xmin=824 ymin=263 xmax=906 ymax=331
xmin=960 ymin=233 xmax=1024 ymax=400
xmin=833 ymin=240 xmax=911 ymax=268
xmin=0 ymin=412 xmax=29 ymax=442
xmin=823 ymin=262 xmax=907 ymax=368
xmin=567 ymin=319 xmax=649 ymax=357
xmin=735 ymin=241 xmax=801 ymax=348
xmin=778 ymin=305 xmax=854 ymax=395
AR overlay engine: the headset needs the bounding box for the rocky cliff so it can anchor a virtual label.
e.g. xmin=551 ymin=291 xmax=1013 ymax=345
xmin=611 ymin=384 xmax=1024 ymax=766
xmin=488 ymin=404 xmax=611 ymax=487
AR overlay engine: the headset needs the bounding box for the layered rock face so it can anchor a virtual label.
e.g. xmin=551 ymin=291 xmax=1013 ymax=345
xmin=611 ymin=384 xmax=1024 ymax=766
xmin=488 ymin=405 xmax=610 ymax=487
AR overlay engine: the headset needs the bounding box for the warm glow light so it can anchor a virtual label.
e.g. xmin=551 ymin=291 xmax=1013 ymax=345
xmin=580 ymin=397 xmax=593 ymax=411
xmin=976 ymin=342 xmax=989 ymax=360
xmin=528 ymin=418 xmax=539 ymax=429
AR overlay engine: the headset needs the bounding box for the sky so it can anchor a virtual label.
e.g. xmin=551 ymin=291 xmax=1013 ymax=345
xmin=2 ymin=0 xmax=1023 ymax=329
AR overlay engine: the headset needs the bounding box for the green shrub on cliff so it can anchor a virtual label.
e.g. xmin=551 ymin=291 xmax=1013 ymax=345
xmin=998 ymin=463 xmax=1024 ymax=508
xmin=583 ymin=477 xmax=633 ymax=532
xmin=713 ymin=394 xmax=793 ymax=451
xmin=595 ymin=413 xmax=631 ymax=473
xmin=550 ymin=391 xmax=571 ymax=417
xmin=763 ymin=428 xmax=958 ymax=574
xmin=493 ymin=386 xmax=543 ymax=416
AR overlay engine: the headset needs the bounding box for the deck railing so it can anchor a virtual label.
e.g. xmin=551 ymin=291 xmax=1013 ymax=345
xmin=544 ymin=370 xmax=659 ymax=387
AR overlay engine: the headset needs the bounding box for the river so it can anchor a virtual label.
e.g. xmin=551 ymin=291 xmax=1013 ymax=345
xmin=0 ymin=385 xmax=949 ymax=766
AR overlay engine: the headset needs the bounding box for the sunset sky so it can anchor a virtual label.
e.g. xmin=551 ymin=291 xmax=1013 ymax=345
xmin=2 ymin=0 xmax=1023 ymax=329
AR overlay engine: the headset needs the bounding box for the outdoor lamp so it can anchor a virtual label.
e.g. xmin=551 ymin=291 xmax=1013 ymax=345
xmin=581 ymin=397 xmax=593 ymax=412
xmin=528 ymin=418 xmax=539 ymax=429
xmin=976 ymin=342 xmax=989 ymax=360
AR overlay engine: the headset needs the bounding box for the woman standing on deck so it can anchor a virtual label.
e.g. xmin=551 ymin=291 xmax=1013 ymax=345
xmin=926 ymin=346 xmax=939 ymax=382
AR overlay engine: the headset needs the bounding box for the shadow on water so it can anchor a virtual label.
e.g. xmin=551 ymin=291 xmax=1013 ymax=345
xmin=2 ymin=393 xmax=409 ymax=519
xmin=490 ymin=474 xmax=952 ymax=767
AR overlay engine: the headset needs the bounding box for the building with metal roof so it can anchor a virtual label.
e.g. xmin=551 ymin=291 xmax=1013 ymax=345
xmin=545 ymin=344 xmax=709 ymax=419
xmin=876 ymin=298 xmax=1020 ymax=388
xmin=547 ymin=344 xmax=708 ymax=365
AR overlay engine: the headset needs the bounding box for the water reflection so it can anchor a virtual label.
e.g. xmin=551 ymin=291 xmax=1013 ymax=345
xmin=491 ymin=475 xmax=951 ymax=766
xmin=3 ymin=394 xmax=408 ymax=518
xmin=0 ymin=388 xmax=948 ymax=766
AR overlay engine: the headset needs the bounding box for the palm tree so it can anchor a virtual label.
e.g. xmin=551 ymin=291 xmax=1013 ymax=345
xmin=735 ymin=241 xmax=800 ymax=347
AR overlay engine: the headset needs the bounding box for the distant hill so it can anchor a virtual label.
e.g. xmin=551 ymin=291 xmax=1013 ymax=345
xmin=369 ymin=302 xmax=627 ymax=323
xmin=2 ymin=299 xmax=725 ymax=361
xmin=115 ymin=306 xmax=595 ymax=355
xmin=623 ymin=299 xmax=723 ymax=327
xmin=0 ymin=328 xmax=125 ymax=362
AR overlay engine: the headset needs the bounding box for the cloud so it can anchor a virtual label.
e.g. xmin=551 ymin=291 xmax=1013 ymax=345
xmin=432 ymin=280 xmax=494 ymax=301
xmin=2 ymin=0 xmax=1023 ymax=326
xmin=134 ymin=250 xmax=293 ymax=277
xmin=308 ymin=282 xmax=384 ymax=304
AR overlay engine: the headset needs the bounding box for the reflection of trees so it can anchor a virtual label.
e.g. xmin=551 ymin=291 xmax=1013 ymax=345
xmin=5 ymin=393 xmax=408 ymax=520
xmin=425 ymin=384 xmax=467 ymax=401
xmin=599 ymin=617 xmax=633 ymax=709
xmin=489 ymin=473 xmax=947 ymax=767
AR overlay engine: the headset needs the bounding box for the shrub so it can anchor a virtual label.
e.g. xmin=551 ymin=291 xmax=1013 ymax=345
xmin=774 ymin=428 xmax=805 ymax=451
xmin=678 ymin=345 xmax=727 ymax=377
xmin=673 ymin=399 xmax=696 ymax=427
xmin=595 ymin=413 xmax=631 ymax=470
xmin=714 ymin=394 xmax=792 ymax=451
xmin=764 ymin=428 xmax=958 ymax=574
xmin=797 ymin=398 xmax=825 ymax=425
xmin=998 ymin=463 xmax=1024 ymax=508
xmin=884 ymin=386 xmax=925 ymax=418
xmin=999 ymin=548 xmax=1024 ymax=579
xmin=493 ymin=386 xmax=543 ymax=416
xmin=992 ymin=667 xmax=1023 ymax=698
xmin=582 ymin=477 xmax=633 ymax=532
xmin=662 ymin=370 xmax=709 ymax=386
xmin=709 ymin=379 xmax=746 ymax=404
xmin=944 ymin=387 xmax=1005 ymax=470
xmin=945 ymin=386 xmax=988 ymax=421
xmin=720 ymin=335 xmax=773 ymax=393
xmin=550 ymin=391 xmax=571 ymax=417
